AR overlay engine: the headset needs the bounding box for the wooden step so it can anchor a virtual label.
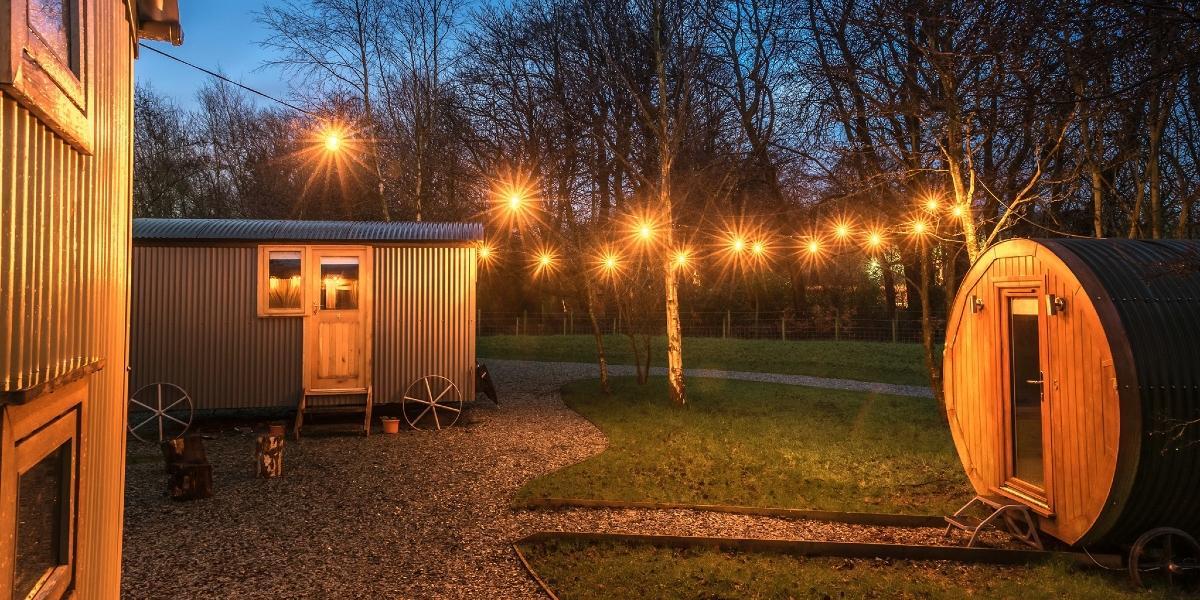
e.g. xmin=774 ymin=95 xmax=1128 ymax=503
xmin=974 ymin=495 xmax=1008 ymax=510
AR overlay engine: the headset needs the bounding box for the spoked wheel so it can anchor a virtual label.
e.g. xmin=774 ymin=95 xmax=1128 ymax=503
xmin=1129 ymin=527 xmax=1200 ymax=590
xmin=128 ymin=383 xmax=194 ymax=443
xmin=402 ymin=375 xmax=462 ymax=430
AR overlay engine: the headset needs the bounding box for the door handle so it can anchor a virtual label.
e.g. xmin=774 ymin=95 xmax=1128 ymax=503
xmin=1025 ymin=379 xmax=1044 ymax=385
xmin=312 ymin=303 xmax=321 ymax=314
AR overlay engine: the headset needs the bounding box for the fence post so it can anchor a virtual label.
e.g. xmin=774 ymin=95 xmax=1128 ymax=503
xmin=515 ymin=317 xmax=520 ymax=336
xmin=563 ymin=313 xmax=568 ymax=335
xmin=891 ymin=317 xmax=898 ymax=343
xmin=724 ymin=309 xmax=731 ymax=338
xmin=835 ymin=309 xmax=841 ymax=342
xmin=781 ymin=313 xmax=786 ymax=341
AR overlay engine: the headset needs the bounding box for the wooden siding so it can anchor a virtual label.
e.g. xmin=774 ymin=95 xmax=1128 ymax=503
xmin=943 ymin=240 xmax=1120 ymax=545
xmin=0 ymin=1 xmax=135 ymax=597
xmin=130 ymin=246 xmax=304 ymax=409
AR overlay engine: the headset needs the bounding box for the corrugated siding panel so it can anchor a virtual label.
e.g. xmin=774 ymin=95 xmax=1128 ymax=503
xmin=0 ymin=2 xmax=135 ymax=597
xmin=130 ymin=246 xmax=303 ymax=409
xmin=133 ymin=218 xmax=483 ymax=243
xmin=374 ymin=246 xmax=477 ymax=405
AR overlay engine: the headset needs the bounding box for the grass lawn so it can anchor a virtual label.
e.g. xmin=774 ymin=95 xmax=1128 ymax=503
xmin=517 ymin=539 xmax=1161 ymax=600
xmin=515 ymin=377 xmax=971 ymax=515
xmin=478 ymin=335 xmax=932 ymax=386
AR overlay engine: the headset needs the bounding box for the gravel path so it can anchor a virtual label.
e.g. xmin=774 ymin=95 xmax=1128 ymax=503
xmin=121 ymin=360 xmax=955 ymax=599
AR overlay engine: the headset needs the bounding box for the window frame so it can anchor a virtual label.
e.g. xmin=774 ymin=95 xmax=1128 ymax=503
xmin=0 ymin=378 xmax=85 ymax=600
xmin=258 ymin=245 xmax=308 ymax=317
xmin=0 ymin=0 xmax=92 ymax=153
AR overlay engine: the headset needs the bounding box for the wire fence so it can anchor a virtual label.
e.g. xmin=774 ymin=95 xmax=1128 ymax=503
xmin=478 ymin=311 xmax=945 ymax=344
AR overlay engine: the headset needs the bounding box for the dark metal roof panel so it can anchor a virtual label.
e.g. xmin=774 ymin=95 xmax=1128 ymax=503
xmin=133 ymin=218 xmax=483 ymax=243
xmin=1042 ymin=238 xmax=1200 ymax=542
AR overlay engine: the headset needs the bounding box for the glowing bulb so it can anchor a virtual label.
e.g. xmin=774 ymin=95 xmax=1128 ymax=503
xmin=324 ymin=133 xmax=341 ymax=152
xmin=868 ymin=232 xmax=882 ymax=247
xmin=835 ymin=224 xmax=850 ymax=239
xmin=507 ymin=193 xmax=523 ymax=212
xmin=752 ymin=241 xmax=765 ymax=255
xmin=539 ymin=253 xmax=552 ymax=266
xmin=925 ymin=198 xmax=938 ymax=211
xmin=674 ymin=250 xmax=689 ymax=267
xmin=479 ymin=245 xmax=493 ymax=260
xmin=732 ymin=237 xmax=746 ymax=252
xmin=637 ymin=223 xmax=654 ymax=241
xmin=952 ymin=205 xmax=965 ymax=218
xmin=912 ymin=221 xmax=928 ymax=235
xmin=807 ymin=240 xmax=820 ymax=254
xmin=603 ymin=254 xmax=618 ymax=270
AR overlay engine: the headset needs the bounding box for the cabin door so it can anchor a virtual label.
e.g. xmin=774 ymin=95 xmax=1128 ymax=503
xmin=1001 ymin=291 xmax=1051 ymax=505
xmin=304 ymin=247 xmax=371 ymax=393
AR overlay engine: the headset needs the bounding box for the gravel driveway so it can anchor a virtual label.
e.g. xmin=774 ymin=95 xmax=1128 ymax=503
xmin=121 ymin=360 xmax=951 ymax=599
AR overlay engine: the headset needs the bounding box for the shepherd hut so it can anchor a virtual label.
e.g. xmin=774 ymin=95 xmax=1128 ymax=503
xmin=130 ymin=218 xmax=481 ymax=434
xmin=943 ymin=238 xmax=1200 ymax=546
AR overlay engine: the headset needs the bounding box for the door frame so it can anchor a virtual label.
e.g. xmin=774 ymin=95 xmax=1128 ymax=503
xmin=993 ymin=281 xmax=1054 ymax=515
xmin=302 ymin=245 xmax=373 ymax=394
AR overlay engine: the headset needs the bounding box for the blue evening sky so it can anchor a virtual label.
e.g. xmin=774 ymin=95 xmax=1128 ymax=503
xmin=135 ymin=0 xmax=288 ymax=111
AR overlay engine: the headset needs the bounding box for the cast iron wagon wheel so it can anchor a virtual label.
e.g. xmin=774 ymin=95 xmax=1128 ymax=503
xmin=402 ymin=375 xmax=462 ymax=431
xmin=1129 ymin=527 xmax=1200 ymax=590
xmin=128 ymin=382 xmax=194 ymax=443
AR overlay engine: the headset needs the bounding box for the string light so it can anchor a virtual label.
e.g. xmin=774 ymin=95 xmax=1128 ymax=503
xmin=324 ymin=132 xmax=342 ymax=152
xmin=911 ymin=220 xmax=928 ymax=236
xmin=867 ymin=230 xmax=883 ymax=248
xmin=478 ymin=244 xmax=494 ymax=263
xmin=807 ymin=240 xmax=820 ymax=254
xmin=952 ymin=205 xmax=965 ymax=218
xmin=834 ymin=223 xmax=851 ymax=240
xmin=507 ymin=192 xmax=523 ymax=212
xmin=924 ymin=198 xmax=939 ymax=212
xmin=731 ymin=236 xmax=746 ymax=253
xmin=673 ymin=249 xmax=690 ymax=268
xmin=751 ymin=241 xmax=765 ymax=255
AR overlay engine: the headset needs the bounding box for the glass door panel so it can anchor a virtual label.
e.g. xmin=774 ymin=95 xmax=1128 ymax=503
xmin=1008 ymin=296 xmax=1044 ymax=489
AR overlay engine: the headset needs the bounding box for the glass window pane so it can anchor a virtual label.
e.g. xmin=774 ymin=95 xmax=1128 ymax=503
xmin=28 ymin=0 xmax=74 ymax=69
xmin=320 ymin=257 xmax=359 ymax=310
xmin=15 ymin=443 xmax=69 ymax=599
xmin=1009 ymin=298 xmax=1044 ymax=488
xmin=268 ymin=251 xmax=302 ymax=310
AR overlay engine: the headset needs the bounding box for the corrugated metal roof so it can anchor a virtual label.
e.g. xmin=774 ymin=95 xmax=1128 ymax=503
xmin=133 ymin=218 xmax=483 ymax=243
xmin=1043 ymin=238 xmax=1200 ymax=543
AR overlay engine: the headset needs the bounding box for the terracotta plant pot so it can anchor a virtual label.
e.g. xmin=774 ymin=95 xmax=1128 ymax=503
xmin=380 ymin=417 xmax=400 ymax=435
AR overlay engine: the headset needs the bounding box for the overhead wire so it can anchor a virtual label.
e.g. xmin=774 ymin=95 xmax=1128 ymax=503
xmin=138 ymin=42 xmax=316 ymax=117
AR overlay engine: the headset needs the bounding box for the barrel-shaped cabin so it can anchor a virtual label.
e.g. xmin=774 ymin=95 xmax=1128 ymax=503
xmin=130 ymin=218 xmax=481 ymax=426
xmin=943 ymin=238 xmax=1200 ymax=547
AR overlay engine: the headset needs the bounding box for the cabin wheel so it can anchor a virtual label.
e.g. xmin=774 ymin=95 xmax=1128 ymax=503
xmin=402 ymin=375 xmax=462 ymax=431
xmin=128 ymin=382 xmax=194 ymax=443
xmin=1129 ymin=527 xmax=1200 ymax=590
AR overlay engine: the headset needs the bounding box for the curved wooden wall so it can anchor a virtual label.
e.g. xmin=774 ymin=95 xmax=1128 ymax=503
xmin=943 ymin=239 xmax=1121 ymax=545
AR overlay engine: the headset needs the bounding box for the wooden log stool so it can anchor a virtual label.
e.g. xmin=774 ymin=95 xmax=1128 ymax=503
xmin=160 ymin=435 xmax=213 ymax=501
xmin=255 ymin=424 xmax=285 ymax=478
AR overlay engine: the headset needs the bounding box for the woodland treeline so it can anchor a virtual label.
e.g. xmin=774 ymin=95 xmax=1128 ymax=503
xmin=135 ymin=0 xmax=1200 ymax=393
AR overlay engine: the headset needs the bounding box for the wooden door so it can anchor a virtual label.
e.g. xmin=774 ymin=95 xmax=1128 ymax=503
xmin=1000 ymin=288 xmax=1053 ymax=508
xmin=304 ymin=247 xmax=371 ymax=393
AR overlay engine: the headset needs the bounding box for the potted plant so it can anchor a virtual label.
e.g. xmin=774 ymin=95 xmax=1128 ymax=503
xmin=379 ymin=416 xmax=401 ymax=434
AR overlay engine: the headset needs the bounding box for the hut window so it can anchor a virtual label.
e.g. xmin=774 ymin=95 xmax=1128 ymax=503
xmin=2 ymin=0 xmax=91 ymax=151
xmin=258 ymin=247 xmax=306 ymax=316
xmin=0 ymin=383 xmax=83 ymax=600
xmin=320 ymin=257 xmax=360 ymax=310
